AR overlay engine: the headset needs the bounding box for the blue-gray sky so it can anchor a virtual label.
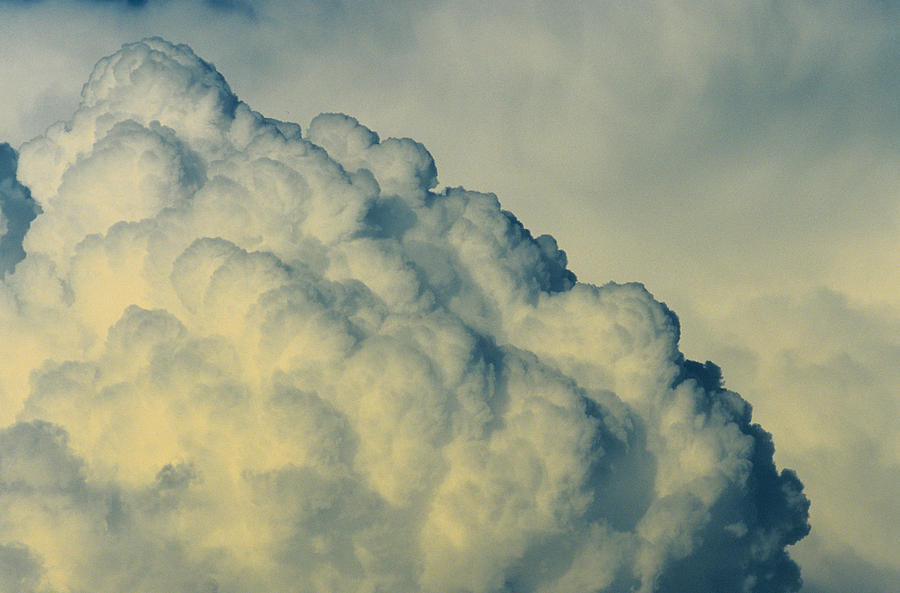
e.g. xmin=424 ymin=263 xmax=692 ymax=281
xmin=1 ymin=2 xmax=898 ymax=592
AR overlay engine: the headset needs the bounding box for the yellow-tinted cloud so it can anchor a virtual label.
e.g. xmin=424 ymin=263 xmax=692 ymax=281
xmin=0 ymin=38 xmax=808 ymax=593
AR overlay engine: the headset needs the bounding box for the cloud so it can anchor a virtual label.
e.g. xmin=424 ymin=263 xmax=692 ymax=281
xmin=686 ymin=288 xmax=900 ymax=588
xmin=0 ymin=38 xmax=811 ymax=592
xmin=0 ymin=2 xmax=891 ymax=590
xmin=0 ymin=0 xmax=253 ymax=12
xmin=0 ymin=144 xmax=40 ymax=275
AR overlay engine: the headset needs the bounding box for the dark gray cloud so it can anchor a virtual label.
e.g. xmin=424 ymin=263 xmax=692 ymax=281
xmin=0 ymin=0 xmax=250 ymax=9
xmin=0 ymin=144 xmax=39 ymax=275
xmin=0 ymin=542 xmax=44 ymax=593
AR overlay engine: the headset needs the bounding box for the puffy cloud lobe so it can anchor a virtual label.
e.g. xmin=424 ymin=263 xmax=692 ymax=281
xmin=1 ymin=38 xmax=808 ymax=592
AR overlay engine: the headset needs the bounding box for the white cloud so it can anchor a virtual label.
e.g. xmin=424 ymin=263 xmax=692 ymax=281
xmin=0 ymin=39 xmax=811 ymax=592
xmin=1 ymin=2 xmax=896 ymax=591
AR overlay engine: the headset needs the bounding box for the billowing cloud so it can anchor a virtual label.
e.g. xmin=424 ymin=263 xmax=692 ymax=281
xmin=685 ymin=289 xmax=900 ymax=593
xmin=0 ymin=38 xmax=809 ymax=592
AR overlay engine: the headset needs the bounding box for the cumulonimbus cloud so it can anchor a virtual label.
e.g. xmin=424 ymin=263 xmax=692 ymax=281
xmin=0 ymin=38 xmax=809 ymax=593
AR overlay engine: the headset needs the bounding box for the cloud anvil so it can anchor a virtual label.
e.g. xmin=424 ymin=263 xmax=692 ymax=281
xmin=0 ymin=38 xmax=808 ymax=593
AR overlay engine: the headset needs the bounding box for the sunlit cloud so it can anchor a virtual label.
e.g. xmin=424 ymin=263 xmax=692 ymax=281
xmin=0 ymin=39 xmax=811 ymax=592
xmin=1 ymin=2 xmax=897 ymax=592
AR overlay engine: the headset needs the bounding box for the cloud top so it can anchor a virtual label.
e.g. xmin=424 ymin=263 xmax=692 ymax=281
xmin=0 ymin=38 xmax=808 ymax=593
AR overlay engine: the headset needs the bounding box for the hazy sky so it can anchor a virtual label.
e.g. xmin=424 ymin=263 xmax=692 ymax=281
xmin=0 ymin=1 xmax=898 ymax=592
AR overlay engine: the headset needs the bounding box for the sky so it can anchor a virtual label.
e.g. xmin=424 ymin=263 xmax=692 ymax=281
xmin=0 ymin=1 xmax=898 ymax=592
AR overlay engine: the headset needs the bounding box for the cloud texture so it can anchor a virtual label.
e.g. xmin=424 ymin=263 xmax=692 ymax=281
xmin=0 ymin=39 xmax=808 ymax=593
